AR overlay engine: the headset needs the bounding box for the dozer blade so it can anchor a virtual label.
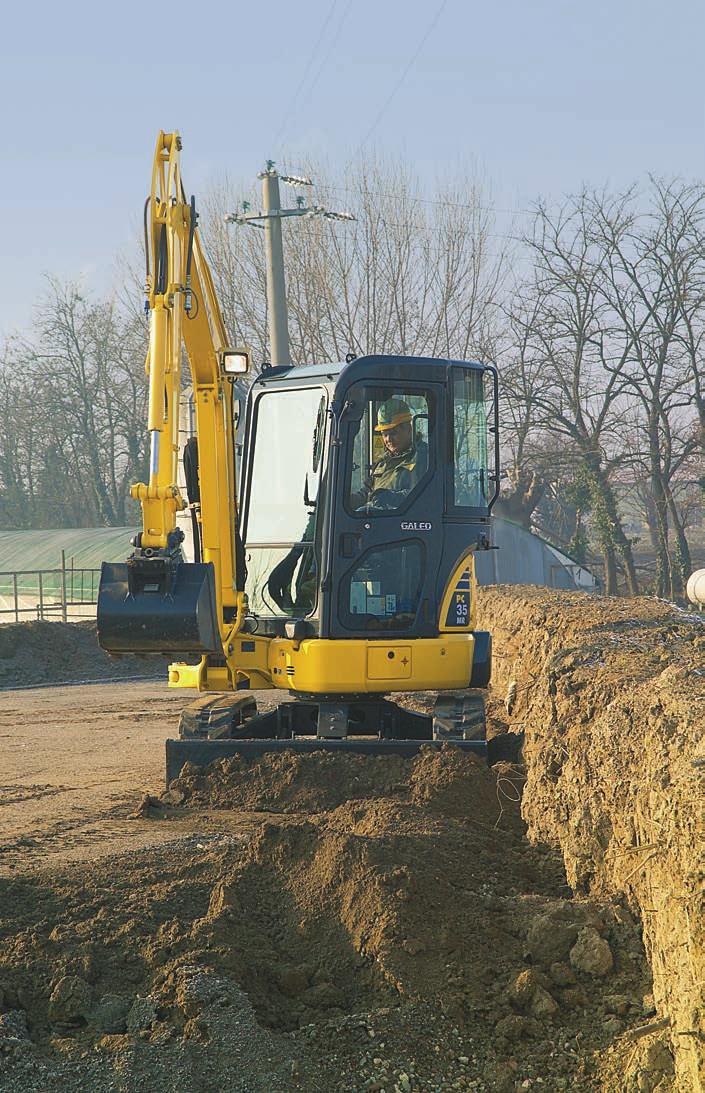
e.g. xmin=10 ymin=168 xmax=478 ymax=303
xmin=97 ymin=559 xmax=221 ymax=655
xmin=166 ymin=737 xmax=488 ymax=785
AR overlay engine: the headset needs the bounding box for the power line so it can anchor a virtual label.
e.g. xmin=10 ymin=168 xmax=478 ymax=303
xmin=325 ymin=182 xmax=536 ymax=219
xmin=351 ymin=0 xmax=451 ymax=161
xmin=289 ymin=211 xmax=534 ymax=256
xmin=295 ymin=0 xmax=355 ymax=126
xmin=274 ymin=0 xmax=341 ymax=147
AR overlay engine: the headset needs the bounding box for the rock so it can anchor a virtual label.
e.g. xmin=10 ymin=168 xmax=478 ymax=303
xmin=507 ymin=969 xmax=548 ymax=1010
xmin=605 ymin=994 xmax=630 ymax=1016
xmin=183 ymin=1015 xmax=209 ymax=1041
xmin=88 ymin=994 xmax=131 ymax=1034
xmin=48 ymin=976 xmax=91 ymax=1026
xmin=49 ymin=1036 xmax=78 ymax=1057
xmin=645 ymin=1038 xmax=674 ymax=1072
xmin=525 ymin=904 xmax=599 ymax=965
xmin=569 ymin=927 xmax=613 ymax=977
xmin=486 ymin=1061 xmax=516 ymax=1093
xmin=175 ymin=969 xmax=222 ymax=1017
xmin=561 ymin=987 xmax=587 ymax=1010
xmin=529 ymin=986 xmax=559 ymax=1018
xmin=208 ymin=880 xmax=241 ymax=918
xmin=128 ymin=793 xmax=161 ymax=819
xmin=0 ymin=1011 xmax=30 ymax=1041
xmin=398 ymin=1073 xmax=411 ymax=1092
xmin=495 ymin=1014 xmax=536 ymax=1042
xmin=549 ymin=962 xmax=575 ymax=987
xmin=278 ymin=966 xmax=310 ymax=998
xmin=506 ymin=969 xmax=557 ymax=1019
xmin=95 ymin=1034 xmax=125 ymax=1053
xmin=126 ymin=996 xmax=157 ymax=1034
xmin=161 ymin=787 xmax=186 ymax=806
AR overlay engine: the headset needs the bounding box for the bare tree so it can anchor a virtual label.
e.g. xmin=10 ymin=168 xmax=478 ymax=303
xmin=0 ymin=280 xmax=148 ymax=528
xmin=511 ymin=192 xmax=640 ymax=595
xmin=591 ymin=179 xmax=703 ymax=597
xmin=201 ymin=157 xmax=508 ymax=368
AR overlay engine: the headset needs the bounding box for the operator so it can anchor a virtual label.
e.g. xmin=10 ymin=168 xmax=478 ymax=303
xmin=351 ymin=398 xmax=428 ymax=511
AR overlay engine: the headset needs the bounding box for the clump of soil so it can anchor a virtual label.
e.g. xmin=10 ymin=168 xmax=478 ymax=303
xmin=0 ymin=621 xmax=162 ymax=689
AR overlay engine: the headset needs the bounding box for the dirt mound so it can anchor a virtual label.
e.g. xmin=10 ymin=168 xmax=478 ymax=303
xmin=165 ymin=745 xmax=516 ymax=824
xmin=0 ymin=744 xmax=656 ymax=1092
xmin=0 ymin=620 xmax=162 ymax=689
xmin=478 ymin=586 xmax=704 ymax=1091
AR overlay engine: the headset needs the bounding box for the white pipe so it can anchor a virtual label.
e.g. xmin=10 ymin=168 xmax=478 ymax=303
xmin=686 ymin=568 xmax=705 ymax=606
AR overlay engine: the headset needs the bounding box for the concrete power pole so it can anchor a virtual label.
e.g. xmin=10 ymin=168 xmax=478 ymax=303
xmin=226 ymin=163 xmax=354 ymax=366
xmin=260 ymin=166 xmax=290 ymax=366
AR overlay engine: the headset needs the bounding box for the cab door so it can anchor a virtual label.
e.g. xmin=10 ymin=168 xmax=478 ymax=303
xmin=325 ymin=380 xmax=444 ymax=640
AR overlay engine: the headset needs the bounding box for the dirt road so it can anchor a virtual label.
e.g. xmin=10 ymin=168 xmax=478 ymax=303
xmin=0 ymin=682 xmax=197 ymax=872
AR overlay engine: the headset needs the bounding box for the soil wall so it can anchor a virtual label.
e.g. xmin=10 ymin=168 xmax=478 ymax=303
xmin=478 ymin=587 xmax=704 ymax=1091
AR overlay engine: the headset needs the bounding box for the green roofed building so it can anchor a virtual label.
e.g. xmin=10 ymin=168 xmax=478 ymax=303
xmin=0 ymin=528 xmax=138 ymax=620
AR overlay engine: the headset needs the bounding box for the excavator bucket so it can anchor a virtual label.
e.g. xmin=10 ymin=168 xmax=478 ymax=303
xmin=97 ymin=558 xmax=221 ymax=655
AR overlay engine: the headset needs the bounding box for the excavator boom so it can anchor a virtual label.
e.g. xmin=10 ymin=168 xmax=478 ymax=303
xmin=97 ymin=131 xmax=248 ymax=657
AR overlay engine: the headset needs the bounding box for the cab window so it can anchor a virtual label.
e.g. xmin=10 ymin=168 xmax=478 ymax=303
xmin=341 ymin=541 xmax=424 ymax=631
xmin=451 ymin=369 xmax=489 ymax=508
xmin=345 ymin=387 xmax=433 ymax=515
xmin=245 ymin=387 xmax=326 ymax=618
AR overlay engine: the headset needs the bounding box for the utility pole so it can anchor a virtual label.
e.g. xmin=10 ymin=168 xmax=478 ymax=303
xmin=260 ymin=166 xmax=289 ymax=366
xmin=226 ymin=163 xmax=354 ymax=366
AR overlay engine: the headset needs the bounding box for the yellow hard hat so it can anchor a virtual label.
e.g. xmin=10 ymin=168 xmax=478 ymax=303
xmin=375 ymin=398 xmax=412 ymax=433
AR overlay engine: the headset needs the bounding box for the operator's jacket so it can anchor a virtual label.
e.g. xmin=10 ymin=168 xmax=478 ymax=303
xmin=351 ymin=440 xmax=428 ymax=509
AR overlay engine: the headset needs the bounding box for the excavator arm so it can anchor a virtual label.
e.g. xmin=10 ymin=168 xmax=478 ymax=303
xmin=97 ymin=131 xmax=249 ymax=658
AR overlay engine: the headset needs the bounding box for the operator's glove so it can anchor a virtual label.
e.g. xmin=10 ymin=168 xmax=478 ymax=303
xmin=368 ymin=489 xmax=398 ymax=510
xmin=267 ymin=549 xmax=301 ymax=611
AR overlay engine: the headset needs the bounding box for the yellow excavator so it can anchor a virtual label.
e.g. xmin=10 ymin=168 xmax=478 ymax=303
xmin=97 ymin=131 xmax=503 ymax=782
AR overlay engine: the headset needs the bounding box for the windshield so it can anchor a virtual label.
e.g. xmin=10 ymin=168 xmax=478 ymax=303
xmin=245 ymin=387 xmax=326 ymax=617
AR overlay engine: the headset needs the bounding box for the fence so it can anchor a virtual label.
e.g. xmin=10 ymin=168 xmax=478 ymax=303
xmin=0 ymin=550 xmax=101 ymax=622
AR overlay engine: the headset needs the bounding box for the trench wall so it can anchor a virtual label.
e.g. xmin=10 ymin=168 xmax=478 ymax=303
xmin=478 ymin=586 xmax=705 ymax=1091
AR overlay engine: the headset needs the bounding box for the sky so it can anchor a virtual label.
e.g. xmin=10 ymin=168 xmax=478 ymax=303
xmin=2 ymin=0 xmax=704 ymax=339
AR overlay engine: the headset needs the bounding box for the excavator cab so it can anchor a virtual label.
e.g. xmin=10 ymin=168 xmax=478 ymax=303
xmin=238 ymin=354 xmax=498 ymax=646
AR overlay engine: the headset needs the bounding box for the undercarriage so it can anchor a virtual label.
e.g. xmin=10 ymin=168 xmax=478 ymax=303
xmin=165 ymin=691 xmax=520 ymax=783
